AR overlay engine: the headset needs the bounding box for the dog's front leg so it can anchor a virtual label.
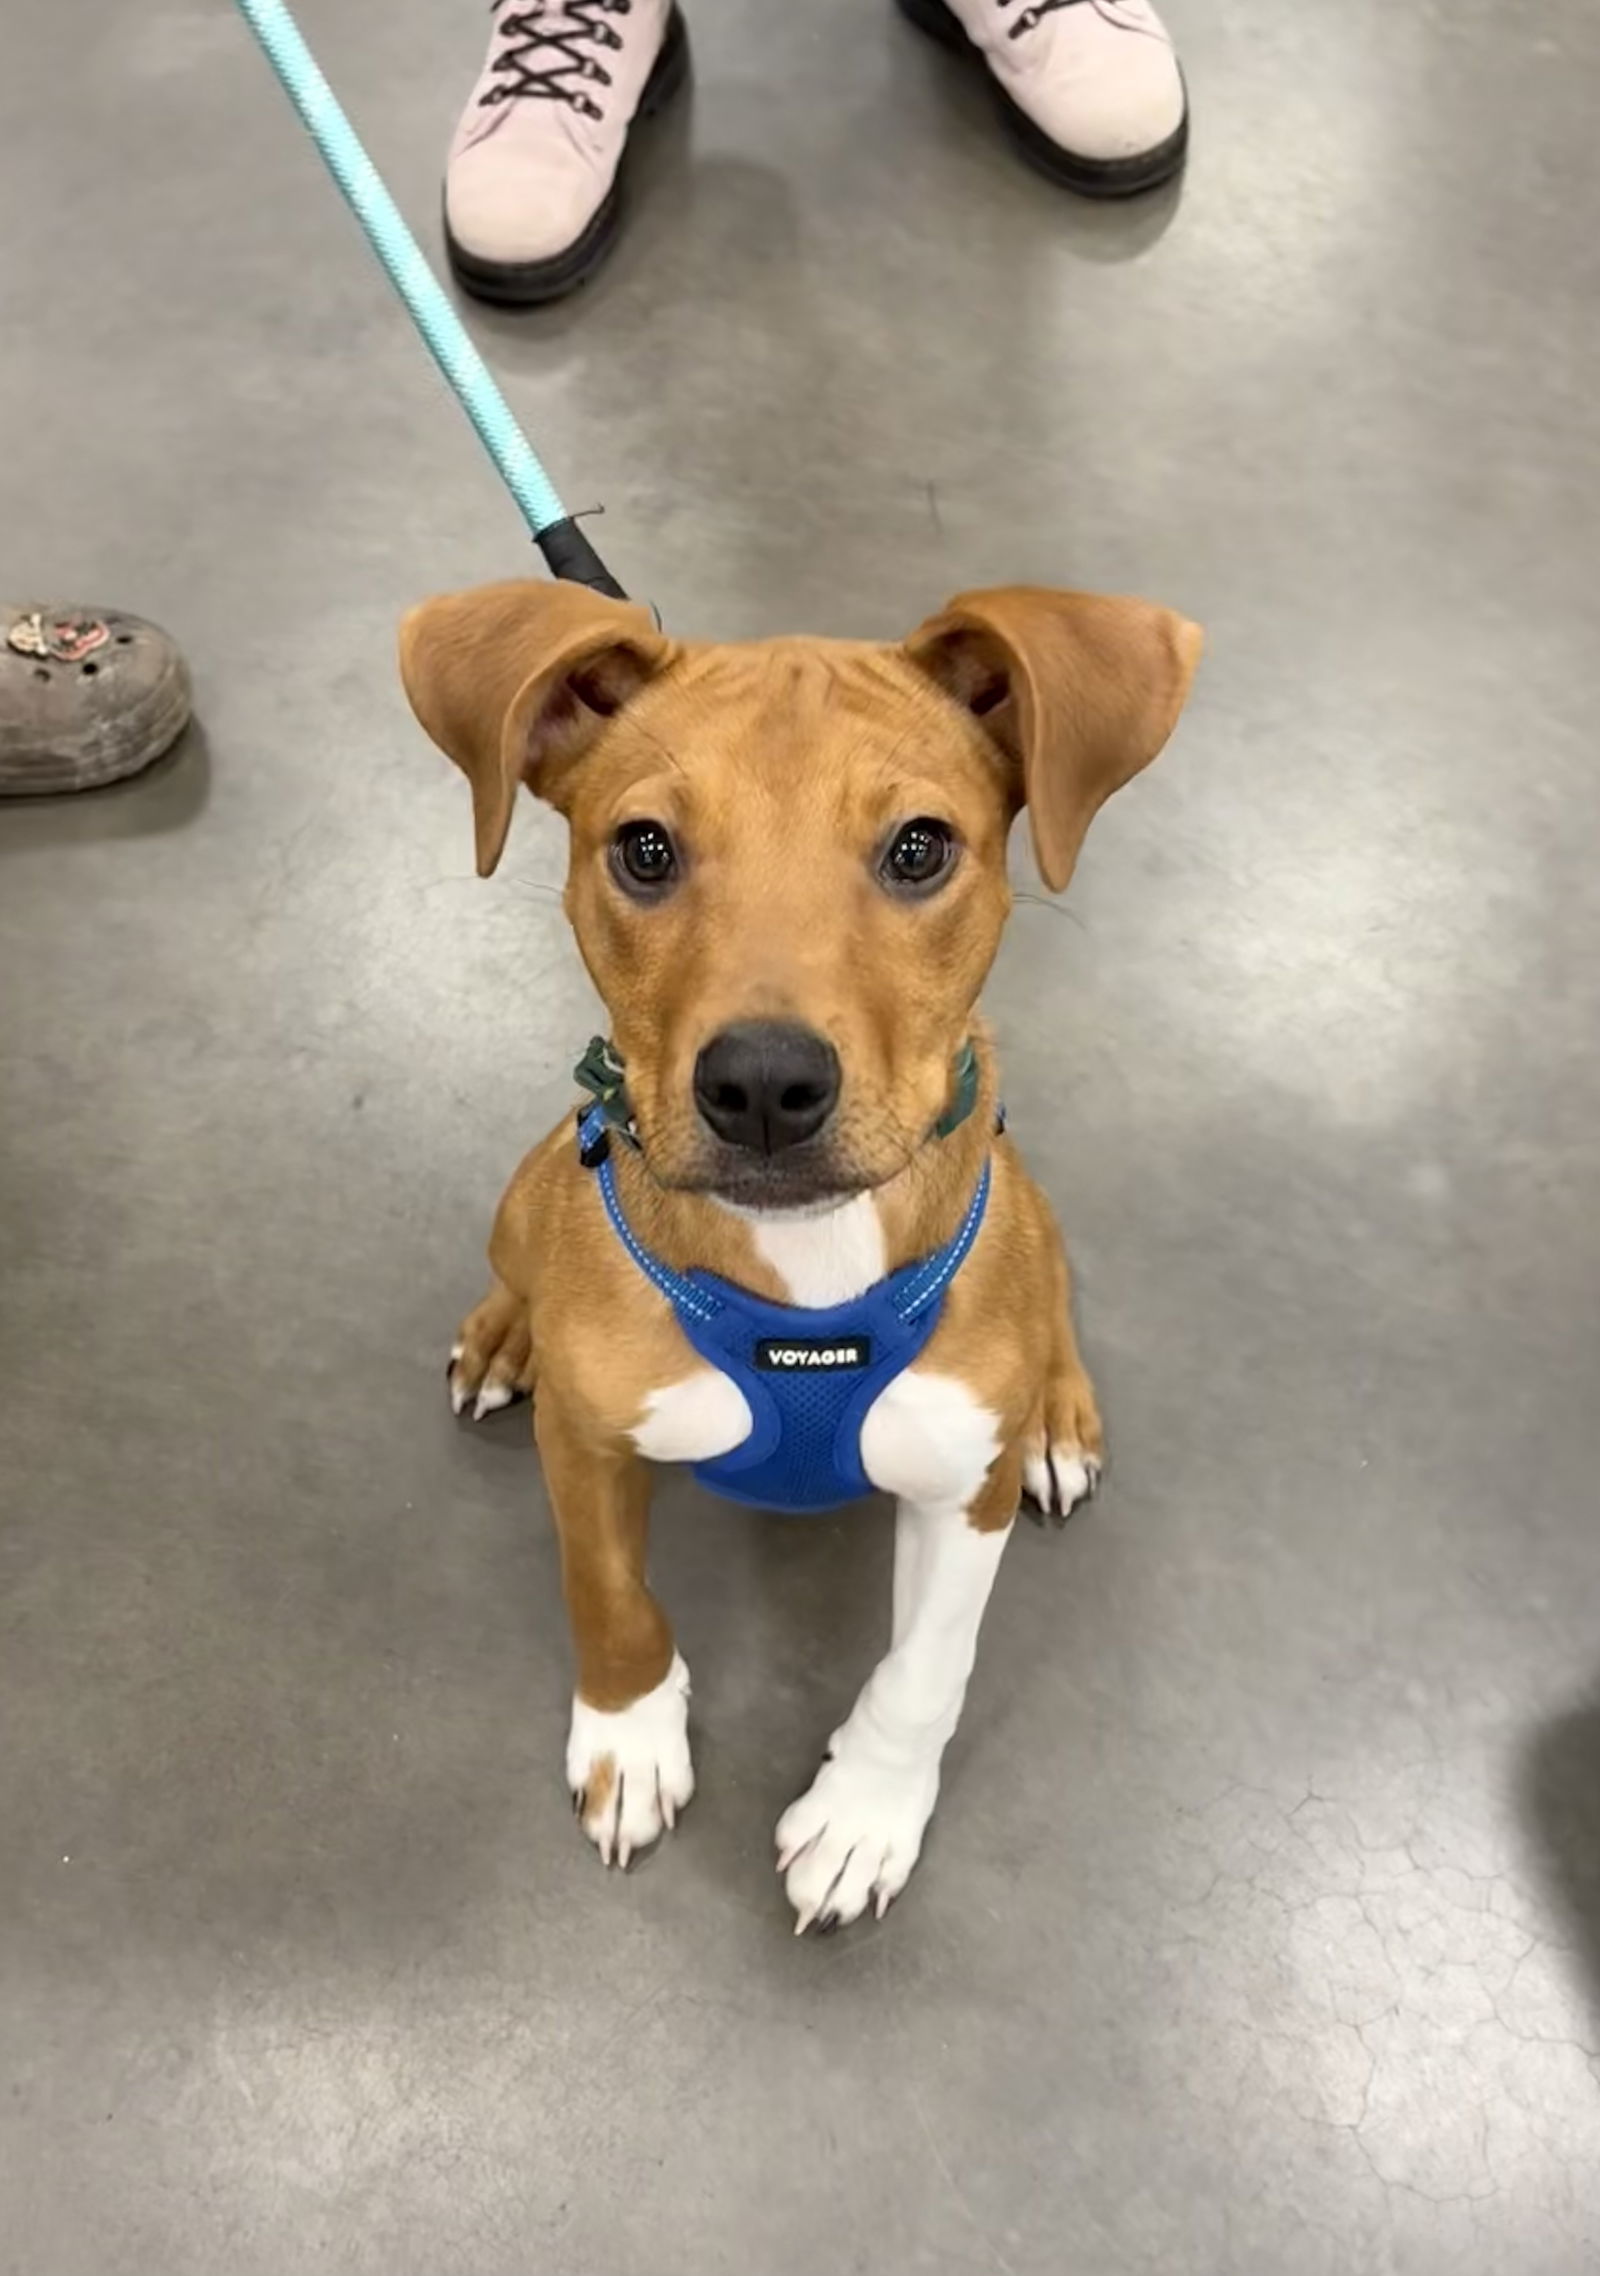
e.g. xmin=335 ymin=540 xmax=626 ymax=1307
xmin=777 ymin=1435 xmax=1021 ymax=1933
xmin=536 ymin=1397 xmax=693 ymax=1867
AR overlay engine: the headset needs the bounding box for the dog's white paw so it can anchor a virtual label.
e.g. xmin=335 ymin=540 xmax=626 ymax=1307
xmin=1022 ymin=1442 xmax=1100 ymax=1525
xmin=776 ymin=1744 xmax=941 ymax=1933
xmin=567 ymin=1655 xmax=694 ymax=1868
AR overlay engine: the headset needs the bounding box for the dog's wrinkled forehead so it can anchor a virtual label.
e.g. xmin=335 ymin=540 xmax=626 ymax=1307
xmin=566 ymin=640 xmax=1001 ymax=832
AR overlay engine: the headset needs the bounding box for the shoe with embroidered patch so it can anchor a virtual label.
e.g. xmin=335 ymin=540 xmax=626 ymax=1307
xmin=0 ymin=605 xmax=190 ymax=797
xmin=445 ymin=0 xmax=688 ymax=305
xmin=899 ymin=0 xmax=1187 ymax=197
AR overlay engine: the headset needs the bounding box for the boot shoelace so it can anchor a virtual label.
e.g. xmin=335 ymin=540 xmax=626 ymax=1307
xmin=480 ymin=0 xmax=635 ymax=121
xmin=1000 ymin=0 xmax=1146 ymax=41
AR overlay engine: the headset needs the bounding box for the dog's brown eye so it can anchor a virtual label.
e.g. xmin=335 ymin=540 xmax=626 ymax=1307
xmin=612 ymin=820 xmax=678 ymax=893
xmin=881 ymin=818 xmax=957 ymax=893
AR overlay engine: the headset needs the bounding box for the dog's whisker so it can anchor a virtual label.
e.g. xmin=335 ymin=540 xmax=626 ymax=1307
xmin=1012 ymin=890 xmax=1086 ymax=929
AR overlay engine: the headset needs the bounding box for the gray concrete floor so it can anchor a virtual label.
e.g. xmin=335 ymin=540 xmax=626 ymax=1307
xmin=4 ymin=1 xmax=1600 ymax=2269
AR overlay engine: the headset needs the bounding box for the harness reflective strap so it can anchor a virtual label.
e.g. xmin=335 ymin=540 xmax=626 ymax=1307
xmin=892 ymin=1157 xmax=993 ymax=1322
xmin=580 ymin=1107 xmax=990 ymax=1332
xmin=582 ymin=1108 xmax=723 ymax=1326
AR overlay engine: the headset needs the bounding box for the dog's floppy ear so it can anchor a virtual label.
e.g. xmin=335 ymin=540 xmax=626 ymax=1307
xmin=905 ymin=586 xmax=1202 ymax=893
xmin=399 ymin=579 xmax=674 ymax=876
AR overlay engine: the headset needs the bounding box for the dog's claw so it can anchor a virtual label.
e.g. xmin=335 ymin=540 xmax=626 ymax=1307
xmin=1023 ymin=1445 xmax=1101 ymax=1527
xmin=447 ymin=1292 xmax=535 ymax=1424
xmin=606 ymin=1774 xmax=627 ymax=1867
xmin=796 ymin=1845 xmax=858 ymax=1938
xmin=449 ymin=1354 xmax=528 ymax=1424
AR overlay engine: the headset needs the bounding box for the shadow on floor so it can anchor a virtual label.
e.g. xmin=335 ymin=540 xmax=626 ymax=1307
xmin=1517 ymin=1682 xmax=1600 ymax=2024
xmin=0 ymin=719 xmax=210 ymax=852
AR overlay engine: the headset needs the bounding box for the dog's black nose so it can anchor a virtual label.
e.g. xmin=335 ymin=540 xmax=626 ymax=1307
xmin=694 ymin=1022 xmax=841 ymax=1155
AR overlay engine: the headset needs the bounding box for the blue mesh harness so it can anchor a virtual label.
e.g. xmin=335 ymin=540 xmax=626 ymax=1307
xmin=580 ymin=1106 xmax=991 ymax=1515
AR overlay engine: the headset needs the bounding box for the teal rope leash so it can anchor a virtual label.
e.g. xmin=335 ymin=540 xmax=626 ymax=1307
xmin=230 ymin=0 xmax=626 ymax=598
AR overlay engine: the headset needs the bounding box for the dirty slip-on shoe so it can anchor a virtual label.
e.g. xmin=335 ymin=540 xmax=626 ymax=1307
xmin=445 ymin=0 xmax=689 ymax=305
xmin=0 ymin=606 xmax=191 ymax=797
xmin=900 ymin=0 xmax=1187 ymax=196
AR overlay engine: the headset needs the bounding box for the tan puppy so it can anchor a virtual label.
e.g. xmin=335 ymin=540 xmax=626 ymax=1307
xmin=400 ymin=580 xmax=1200 ymax=1932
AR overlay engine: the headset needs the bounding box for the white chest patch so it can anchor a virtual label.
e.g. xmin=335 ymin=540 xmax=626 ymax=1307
xmin=630 ymin=1368 xmax=752 ymax=1464
xmin=738 ymin=1194 xmax=886 ymax=1307
xmin=860 ymin=1369 xmax=1001 ymax=1511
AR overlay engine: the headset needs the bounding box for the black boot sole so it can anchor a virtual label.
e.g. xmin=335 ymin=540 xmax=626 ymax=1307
xmin=896 ymin=0 xmax=1187 ymax=198
xmin=444 ymin=5 xmax=690 ymax=307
